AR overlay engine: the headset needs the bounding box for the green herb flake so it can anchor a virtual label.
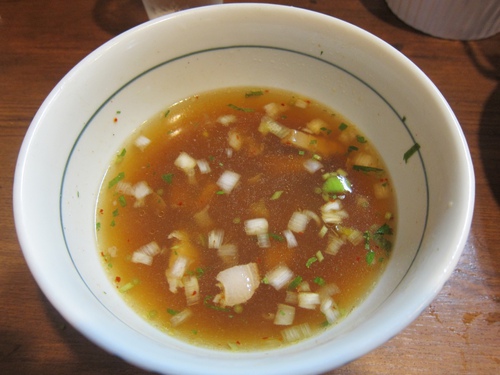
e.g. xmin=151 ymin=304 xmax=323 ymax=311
xmin=245 ymin=90 xmax=264 ymax=97
xmin=356 ymin=135 xmax=367 ymax=143
xmin=269 ymin=233 xmax=285 ymax=242
xmin=320 ymin=127 xmax=332 ymax=135
xmin=403 ymin=143 xmax=421 ymax=163
xmin=353 ymin=165 xmax=384 ymax=173
xmin=112 ymin=209 xmax=119 ymax=217
xmin=118 ymin=195 xmax=127 ymax=207
xmin=216 ymin=190 xmax=226 ymax=195
xmin=288 ymin=276 xmax=303 ymax=290
xmin=161 ymin=173 xmax=174 ymax=184
xmin=309 ymin=139 xmax=318 ymax=145
xmin=298 ymin=150 xmax=306 ymax=156
xmin=167 ymin=308 xmax=179 ymax=316
xmin=164 ymin=109 xmax=171 ymax=117
xmin=375 ymin=223 xmax=393 ymax=235
xmin=306 ymin=257 xmax=318 ymax=268
xmin=313 ymin=277 xmax=326 ymax=286
xmin=228 ymin=103 xmax=254 ymax=112
xmin=116 ymin=148 xmax=127 ymax=163
xmin=119 ymin=278 xmax=139 ymax=293
xmin=366 ymin=250 xmax=375 ymax=265
xmin=270 ymin=190 xmax=284 ymax=200
xmin=339 ymin=123 xmax=348 ymax=131
xmin=108 ymin=172 xmax=125 ymax=188
xmin=110 ymin=220 xmax=116 ymax=227
xmin=347 ymin=145 xmax=359 ymax=153
xmin=96 ymin=222 xmax=101 ymax=231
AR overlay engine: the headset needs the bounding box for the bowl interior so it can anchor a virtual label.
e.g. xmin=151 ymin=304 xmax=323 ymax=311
xmin=14 ymin=4 xmax=473 ymax=375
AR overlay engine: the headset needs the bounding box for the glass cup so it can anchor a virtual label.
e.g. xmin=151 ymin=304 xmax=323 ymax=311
xmin=142 ymin=0 xmax=223 ymax=19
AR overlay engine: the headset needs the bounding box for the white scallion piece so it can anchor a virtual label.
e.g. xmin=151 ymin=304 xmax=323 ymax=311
xmin=217 ymin=243 xmax=238 ymax=266
xmin=165 ymin=255 xmax=189 ymax=293
xmin=374 ymin=182 xmax=390 ymax=199
xmin=132 ymin=181 xmax=153 ymax=208
xmin=320 ymin=296 xmax=341 ymax=324
xmin=228 ymin=130 xmax=242 ymax=151
xmin=244 ymin=218 xmax=268 ymax=236
xmin=215 ymin=263 xmax=260 ymax=306
xmin=170 ymin=308 xmax=193 ymax=327
xmin=256 ymin=233 xmax=270 ymax=248
xmin=258 ymin=116 xmax=291 ymax=138
xmin=107 ymin=246 xmax=118 ymax=258
xmin=116 ymin=181 xmax=134 ymax=195
xmin=281 ymin=323 xmax=312 ymax=343
xmin=263 ymin=102 xmax=288 ymax=119
xmin=294 ymin=98 xmax=308 ymax=109
xmin=196 ymin=159 xmax=211 ymax=174
xmin=287 ymin=211 xmax=310 ymax=233
xmin=303 ymin=159 xmax=323 ymax=174
xmin=131 ymin=241 xmax=160 ymax=266
xmin=193 ymin=205 xmax=213 ymax=228
xmin=216 ymin=170 xmax=240 ymax=194
xmin=266 ymin=264 xmax=294 ymax=291
xmin=217 ymin=114 xmax=236 ymax=126
xmin=306 ymin=118 xmax=327 ymax=134
xmin=208 ymin=229 xmax=224 ymax=249
xmin=282 ymin=229 xmax=298 ymax=248
xmin=183 ymin=275 xmax=200 ymax=306
xmin=134 ymin=135 xmax=151 ymax=151
xmin=325 ymin=235 xmax=345 ymax=256
xmin=174 ymin=152 xmax=197 ymax=183
xmin=274 ymin=304 xmax=296 ymax=326
xmin=225 ymin=147 xmax=234 ymax=158
xmin=298 ymin=292 xmax=321 ymax=310
xmin=321 ymin=200 xmax=349 ymax=224
xmin=285 ymin=291 xmax=298 ymax=305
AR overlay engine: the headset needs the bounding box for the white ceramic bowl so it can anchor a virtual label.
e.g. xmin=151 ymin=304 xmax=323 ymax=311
xmin=13 ymin=4 xmax=474 ymax=374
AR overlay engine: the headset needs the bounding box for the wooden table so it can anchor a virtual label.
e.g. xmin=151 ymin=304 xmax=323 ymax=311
xmin=1 ymin=0 xmax=498 ymax=374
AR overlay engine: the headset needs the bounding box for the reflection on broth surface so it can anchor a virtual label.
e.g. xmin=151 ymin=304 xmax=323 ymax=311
xmin=96 ymin=87 xmax=396 ymax=350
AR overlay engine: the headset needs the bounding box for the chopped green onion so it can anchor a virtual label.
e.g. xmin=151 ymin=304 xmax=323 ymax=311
xmin=313 ymin=277 xmax=326 ymax=286
xmin=356 ymin=135 xmax=367 ymax=143
xmin=339 ymin=123 xmax=348 ymax=131
xmin=228 ymin=103 xmax=254 ymax=112
xmin=347 ymin=145 xmax=358 ymax=153
xmin=306 ymin=257 xmax=318 ymax=268
xmin=112 ymin=209 xmax=119 ymax=217
xmin=320 ymin=127 xmax=332 ymax=135
xmin=167 ymin=308 xmax=179 ymax=316
xmin=162 ymin=173 xmax=174 ymax=184
xmin=288 ymin=276 xmax=303 ymax=290
xmin=245 ymin=90 xmax=264 ymax=97
xmin=298 ymin=150 xmax=305 ymax=156
xmin=216 ymin=190 xmax=226 ymax=195
xmin=269 ymin=233 xmax=285 ymax=242
xmin=309 ymin=139 xmax=318 ymax=145
xmin=119 ymin=278 xmax=139 ymax=293
xmin=164 ymin=109 xmax=170 ymax=117
xmin=375 ymin=223 xmax=393 ymax=235
xmin=366 ymin=250 xmax=375 ymax=265
xmin=96 ymin=222 xmax=101 ymax=231
xmin=108 ymin=172 xmax=125 ymax=188
xmin=118 ymin=195 xmax=127 ymax=207
xmin=270 ymin=190 xmax=284 ymax=200
xmin=353 ymin=165 xmax=384 ymax=173
xmin=403 ymin=143 xmax=421 ymax=163
xmin=322 ymin=175 xmax=351 ymax=194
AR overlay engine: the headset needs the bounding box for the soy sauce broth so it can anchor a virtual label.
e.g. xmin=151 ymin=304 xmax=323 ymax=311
xmin=96 ymin=87 xmax=396 ymax=350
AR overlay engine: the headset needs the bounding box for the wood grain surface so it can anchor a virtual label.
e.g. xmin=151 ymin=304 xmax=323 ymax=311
xmin=1 ymin=0 xmax=498 ymax=374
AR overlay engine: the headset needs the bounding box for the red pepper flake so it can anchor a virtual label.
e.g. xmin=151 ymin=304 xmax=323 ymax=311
xmin=236 ymin=341 xmax=241 ymax=345
xmin=192 ymin=291 xmax=197 ymax=296
xmin=99 ymin=208 xmax=104 ymax=215
xmin=177 ymin=201 xmax=183 ymax=206
xmin=115 ymin=276 xmax=121 ymax=283
xmin=113 ymin=117 xmax=118 ymax=123
xmin=356 ymin=256 xmax=361 ymax=262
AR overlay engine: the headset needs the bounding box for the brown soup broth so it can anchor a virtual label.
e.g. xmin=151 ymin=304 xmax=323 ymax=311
xmin=96 ymin=87 xmax=396 ymax=350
